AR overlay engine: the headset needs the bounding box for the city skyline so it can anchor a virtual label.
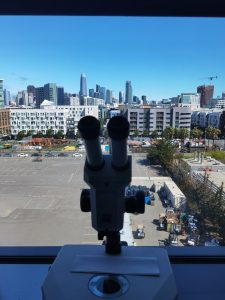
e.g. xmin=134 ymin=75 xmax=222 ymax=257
xmin=1 ymin=16 xmax=225 ymax=100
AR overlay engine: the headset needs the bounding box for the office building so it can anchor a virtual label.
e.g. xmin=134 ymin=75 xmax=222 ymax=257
xmin=0 ymin=108 xmax=10 ymax=134
xmin=142 ymin=95 xmax=147 ymax=105
xmin=106 ymin=89 xmax=112 ymax=104
xmin=44 ymin=83 xmax=58 ymax=105
xmin=79 ymin=73 xmax=87 ymax=97
xmin=35 ymin=87 xmax=45 ymax=108
xmin=10 ymin=105 xmax=98 ymax=136
xmin=69 ymin=95 xmax=80 ymax=106
xmin=125 ymin=81 xmax=132 ymax=104
xmin=3 ymin=89 xmax=11 ymax=106
xmin=57 ymin=87 xmax=65 ymax=105
xmin=89 ymin=89 xmax=95 ymax=97
xmin=99 ymin=87 xmax=106 ymax=101
xmin=119 ymin=91 xmax=123 ymax=104
xmin=197 ymin=85 xmax=214 ymax=108
xmin=96 ymin=84 xmax=100 ymax=93
xmin=0 ymin=79 xmax=4 ymax=108
xmin=27 ymin=85 xmax=35 ymax=95
xmin=133 ymin=96 xmax=139 ymax=104
xmin=178 ymin=93 xmax=200 ymax=110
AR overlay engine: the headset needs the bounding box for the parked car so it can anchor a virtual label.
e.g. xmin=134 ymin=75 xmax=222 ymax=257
xmin=58 ymin=152 xmax=69 ymax=157
xmin=17 ymin=153 xmax=28 ymax=157
xmin=31 ymin=152 xmax=42 ymax=157
xmin=44 ymin=152 xmax=55 ymax=157
xmin=72 ymin=152 xmax=83 ymax=157
xmin=2 ymin=153 xmax=12 ymax=157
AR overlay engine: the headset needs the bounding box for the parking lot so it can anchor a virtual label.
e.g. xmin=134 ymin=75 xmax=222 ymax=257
xmin=0 ymin=154 xmax=171 ymax=246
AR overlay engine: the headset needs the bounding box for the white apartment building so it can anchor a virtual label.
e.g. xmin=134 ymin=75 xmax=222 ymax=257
xmin=215 ymin=99 xmax=225 ymax=109
xmin=10 ymin=105 xmax=98 ymax=136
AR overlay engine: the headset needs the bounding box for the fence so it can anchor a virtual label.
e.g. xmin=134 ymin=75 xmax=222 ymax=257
xmin=192 ymin=172 xmax=225 ymax=201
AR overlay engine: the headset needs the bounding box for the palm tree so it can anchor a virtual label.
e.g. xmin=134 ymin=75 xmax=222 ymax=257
xmin=178 ymin=128 xmax=189 ymax=146
xmin=205 ymin=127 xmax=221 ymax=148
xmin=162 ymin=127 xmax=175 ymax=140
xmin=191 ymin=127 xmax=202 ymax=146
xmin=211 ymin=128 xmax=221 ymax=147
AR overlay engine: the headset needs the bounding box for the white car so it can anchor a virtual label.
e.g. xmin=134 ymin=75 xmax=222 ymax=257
xmin=17 ymin=153 xmax=28 ymax=158
xmin=72 ymin=153 xmax=83 ymax=157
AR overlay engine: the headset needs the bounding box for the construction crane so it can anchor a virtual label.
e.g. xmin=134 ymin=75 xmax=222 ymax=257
xmin=200 ymin=75 xmax=218 ymax=82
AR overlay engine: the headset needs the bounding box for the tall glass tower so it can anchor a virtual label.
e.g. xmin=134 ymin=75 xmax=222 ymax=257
xmin=125 ymin=81 xmax=132 ymax=104
xmin=79 ymin=73 xmax=87 ymax=97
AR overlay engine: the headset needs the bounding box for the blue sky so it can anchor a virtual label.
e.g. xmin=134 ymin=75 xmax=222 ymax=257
xmin=1 ymin=16 xmax=225 ymax=100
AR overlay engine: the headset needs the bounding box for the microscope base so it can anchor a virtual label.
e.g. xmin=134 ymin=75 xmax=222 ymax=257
xmin=42 ymin=245 xmax=177 ymax=300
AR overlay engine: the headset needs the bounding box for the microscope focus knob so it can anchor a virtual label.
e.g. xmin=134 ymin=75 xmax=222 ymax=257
xmin=125 ymin=191 xmax=145 ymax=214
xmin=80 ymin=189 xmax=91 ymax=212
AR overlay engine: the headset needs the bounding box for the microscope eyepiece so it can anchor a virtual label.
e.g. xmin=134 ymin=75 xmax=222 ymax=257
xmin=78 ymin=116 xmax=104 ymax=169
xmin=107 ymin=116 xmax=129 ymax=140
xmin=107 ymin=116 xmax=129 ymax=169
xmin=77 ymin=115 xmax=101 ymax=140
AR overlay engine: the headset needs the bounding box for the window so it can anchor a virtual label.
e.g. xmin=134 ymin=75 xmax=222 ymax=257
xmin=0 ymin=15 xmax=224 ymax=250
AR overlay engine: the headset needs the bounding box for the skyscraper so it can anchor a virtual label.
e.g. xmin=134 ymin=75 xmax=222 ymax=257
xmin=80 ymin=73 xmax=87 ymax=97
xmin=99 ymin=87 xmax=106 ymax=101
xmin=119 ymin=91 xmax=123 ymax=103
xmin=89 ymin=89 xmax=95 ymax=97
xmin=57 ymin=87 xmax=65 ymax=105
xmin=142 ymin=95 xmax=147 ymax=105
xmin=3 ymin=89 xmax=11 ymax=106
xmin=125 ymin=81 xmax=132 ymax=104
xmin=0 ymin=79 xmax=4 ymax=107
xmin=35 ymin=87 xmax=44 ymax=108
xmin=44 ymin=83 xmax=58 ymax=105
xmin=197 ymin=85 xmax=214 ymax=108
xmin=27 ymin=85 xmax=35 ymax=95
xmin=96 ymin=84 xmax=100 ymax=93
xmin=106 ymin=89 xmax=112 ymax=104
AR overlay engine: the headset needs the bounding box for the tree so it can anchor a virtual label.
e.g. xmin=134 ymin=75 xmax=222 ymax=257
xmin=191 ymin=127 xmax=202 ymax=146
xmin=75 ymin=130 xmax=81 ymax=140
xmin=66 ymin=130 xmax=75 ymax=139
xmin=17 ymin=131 xmax=26 ymax=140
xmin=151 ymin=130 xmax=158 ymax=139
xmin=45 ymin=129 xmax=54 ymax=138
xmin=162 ymin=127 xmax=175 ymax=140
xmin=26 ymin=130 xmax=34 ymax=137
xmin=34 ymin=131 xmax=44 ymax=138
xmin=147 ymin=139 xmax=176 ymax=168
xmin=133 ymin=129 xmax=139 ymax=137
xmin=178 ymin=128 xmax=189 ymax=145
xmin=54 ymin=130 xmax=64 ymax=139
xmin=142 ymin=129 xmax=149 ymax=137
xmin=205 ymin=127 xmax=221 ymax=147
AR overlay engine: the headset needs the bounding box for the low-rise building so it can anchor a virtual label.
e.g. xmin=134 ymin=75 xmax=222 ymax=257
xmin=9 ymin=105 xmax=98 ymax=136
xmin=0 ymin=108 xmax=10 ymax=134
